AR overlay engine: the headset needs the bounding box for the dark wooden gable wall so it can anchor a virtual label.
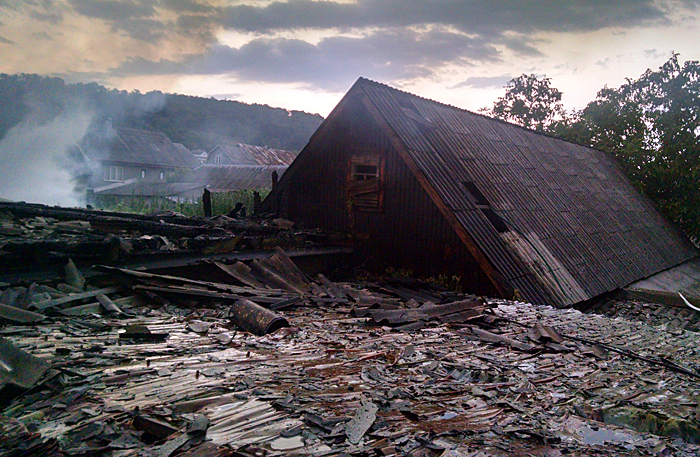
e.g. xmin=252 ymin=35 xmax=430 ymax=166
xmin=279 ymin=91 xmax=500 ymax=297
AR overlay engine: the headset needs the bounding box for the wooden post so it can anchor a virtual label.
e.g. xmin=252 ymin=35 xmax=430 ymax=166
xmin=202 ymin=189 xmax=212 ymax=218
xmin=253 ymin=191 xmax=262 ymax=215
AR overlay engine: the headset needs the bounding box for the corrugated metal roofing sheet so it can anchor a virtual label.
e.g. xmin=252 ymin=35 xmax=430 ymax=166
xmin=212 ymin=144 xmax=298 ymax=166
xmin=94 ymin=181 xmax=202 ymax=197
xmin=193 ymin=165 xmax=287 ymax=191
xmin=356 ymin=77 xmax=697 ymax=306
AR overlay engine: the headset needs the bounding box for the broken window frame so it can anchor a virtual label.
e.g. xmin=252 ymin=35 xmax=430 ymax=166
xmin=348 ymin=156 xmax=384 ymax=212
xmin=463 ymin=181 xmax=509 ymax=233
xmin=106 ymin=166 xmax=124 ymax=182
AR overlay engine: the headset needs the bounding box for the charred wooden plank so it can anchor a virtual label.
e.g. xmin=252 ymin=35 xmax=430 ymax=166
xmin=32 ymin=287 xmax=119 ymax=310
xmin=99 ymin=265 xmax=287 ymax=296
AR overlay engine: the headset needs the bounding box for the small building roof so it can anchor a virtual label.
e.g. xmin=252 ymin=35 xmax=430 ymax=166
xmin=209 ymin=143 xmax=297 ymax=166
xmin=193 ymin=164 xmax=286 ymax=192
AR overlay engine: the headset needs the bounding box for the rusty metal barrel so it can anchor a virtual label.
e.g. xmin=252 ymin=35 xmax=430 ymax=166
xmin=229 ymin=299 xmax=290 ymax=336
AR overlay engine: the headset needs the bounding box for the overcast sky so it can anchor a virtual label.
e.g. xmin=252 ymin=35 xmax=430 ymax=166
xmin=1 ymin=0 xmax=699 ymax=116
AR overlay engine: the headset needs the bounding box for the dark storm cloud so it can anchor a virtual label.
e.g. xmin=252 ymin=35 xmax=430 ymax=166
xmin=452 ymin=75 xmax=513 ymax=89
xmin=1 ymin=1 xmax=64 ymax=24
xmin=67 ymin=0 xmax=169 ymax=40
xmin=68 ymin=0 xmax=157 ymax=21
xmin=161 ymin=0 xmax=216 ymax=15
xmin=501 ymin=37 xmax=543 ymax=57
xmin=110 ymin=55 xmax=189 ymax=76
xmin=220 ymin=0 xmax=670 ymax=35
xmin=60 ymin=0 xmax=680 ymax=44
xmin=108 ymin=27 xmax=500 ymax=90
xmin=57 ymin=0 xmax=219 ymax=42
xmin=116 ymin=17 xmax=169 ymax=41
xmin=644 ymin=48 xmax=667 ymax=59
xmin=30 ymin=10 xmax=63 ymax=24
xmin=44 ymin=0 xmax=698 ymax=90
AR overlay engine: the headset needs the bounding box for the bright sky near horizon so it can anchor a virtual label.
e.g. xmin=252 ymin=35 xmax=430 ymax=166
xmin=0 ymin=0 xmax=699 ymax=117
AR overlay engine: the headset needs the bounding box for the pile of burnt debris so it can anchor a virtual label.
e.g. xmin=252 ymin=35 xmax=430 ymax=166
xmin=2 ymin=203 xmax=700 ymax=456
xmin=0 ymin=201 xmax=348 ymax=283
xmin=583 ymin=298 xmax=700 ymax=333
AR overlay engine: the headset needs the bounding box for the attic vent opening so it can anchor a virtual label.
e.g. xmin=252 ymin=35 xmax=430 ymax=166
xmin=463 ymin=181 xmax=509 ymax=233
xmin=395 ymin=92 xmax=433 ymax=129
xmin=395 ymin=92 xmax=419 ymax=112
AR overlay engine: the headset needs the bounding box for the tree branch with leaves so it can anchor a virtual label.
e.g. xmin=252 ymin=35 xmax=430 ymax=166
xmin=484 ymin=74 xmax=565 ymax=132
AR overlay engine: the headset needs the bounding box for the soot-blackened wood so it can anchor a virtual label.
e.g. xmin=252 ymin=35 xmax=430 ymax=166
xmin=203 ymin=189 xmax=212 ymax=218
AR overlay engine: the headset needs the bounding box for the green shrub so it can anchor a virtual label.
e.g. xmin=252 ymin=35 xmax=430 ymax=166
xmin=93 ymin=189 xmax=270 ymax=217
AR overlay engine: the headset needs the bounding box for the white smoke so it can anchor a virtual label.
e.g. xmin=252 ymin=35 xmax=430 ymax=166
xmin=0 ymin=107 xmax=93 ymax=207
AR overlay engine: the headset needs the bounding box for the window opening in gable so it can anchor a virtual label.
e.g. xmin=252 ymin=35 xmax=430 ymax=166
xmin=352 ymin=164 xmax=378 ymax=181
xmin=463 ymin=181 xmax=509 ymax=233
xmin=348 ymin=157 xmax=382 ymax=211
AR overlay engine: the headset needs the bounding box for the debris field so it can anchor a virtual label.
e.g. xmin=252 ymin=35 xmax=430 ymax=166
xmin=1 ymin=202 xmax=700 ymax=456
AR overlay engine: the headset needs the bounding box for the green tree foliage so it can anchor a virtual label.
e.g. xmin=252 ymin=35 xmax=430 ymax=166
xmin=0 ymin=74 xmax=323 ymax=152
xmin=487 ymin=74 xmax=565 ymax=132
xmin=553 ymin=54 xmax=700 ymax=240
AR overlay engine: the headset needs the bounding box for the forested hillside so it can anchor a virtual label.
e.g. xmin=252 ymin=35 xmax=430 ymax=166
xmin=0 ymin=74 xmax=323 ymax=152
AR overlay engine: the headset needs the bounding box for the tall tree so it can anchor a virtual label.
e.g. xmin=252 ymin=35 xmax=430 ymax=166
xmin=554 ymin=54 xmax=700 ymax=240
xmin=486 ymin=74 xmax=565 ymax=132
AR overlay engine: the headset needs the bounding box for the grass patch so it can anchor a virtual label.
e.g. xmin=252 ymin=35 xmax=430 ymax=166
xmin=92 ymin=189 xmax=269 ymax=217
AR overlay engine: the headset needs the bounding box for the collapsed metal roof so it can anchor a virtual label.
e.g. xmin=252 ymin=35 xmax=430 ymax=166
xmin=274 ymin=77 xmax=697 ymax=306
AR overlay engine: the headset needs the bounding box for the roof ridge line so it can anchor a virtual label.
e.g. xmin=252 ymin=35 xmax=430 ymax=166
xmin=355 ymin=76 xmax=583 ymax=145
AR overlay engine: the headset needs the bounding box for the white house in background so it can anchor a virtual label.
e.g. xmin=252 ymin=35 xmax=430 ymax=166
xmin=173 ymin=143 xmax=208 ymax=165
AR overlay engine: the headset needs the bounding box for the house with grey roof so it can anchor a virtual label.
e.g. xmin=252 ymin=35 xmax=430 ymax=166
xmin=77 ymin=121 xmax=199 ymax=191
xmin=264 ymin=77 xmax=697 ymax=307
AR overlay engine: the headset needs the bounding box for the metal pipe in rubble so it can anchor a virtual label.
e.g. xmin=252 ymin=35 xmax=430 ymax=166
xmin=229 ymin=299 xmax=290 ymax=336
